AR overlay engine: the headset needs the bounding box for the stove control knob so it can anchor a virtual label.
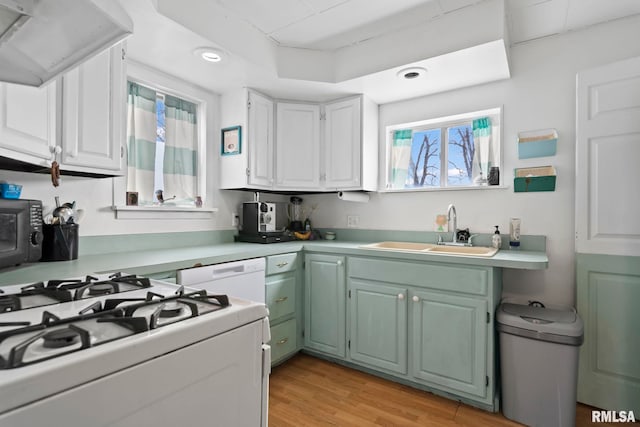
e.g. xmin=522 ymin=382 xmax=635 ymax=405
xmin=31 ymin=231 xmax=43 ymax=246
xmin=260 ymin=203 xmax=268 ymax=213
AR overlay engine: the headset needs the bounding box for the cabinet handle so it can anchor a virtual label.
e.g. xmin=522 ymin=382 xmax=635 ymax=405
xmin=336 ymin=260 xmax=343 ymax=266
xmin=277 ymin=337 xmax=289 ymax=345
xmin=398 ymin=293 xmax=405 ymax=300
xmin=275 ymin=296 xmax=288 ymax=303
xmin=412 ymin=296 xmax=420 ymax=302
xmin=276 ymin=262 xmax=288 ymax=268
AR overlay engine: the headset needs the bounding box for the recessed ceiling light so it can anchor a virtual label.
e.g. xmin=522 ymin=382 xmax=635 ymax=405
xmin=397 ymin=67 xmax=427 ymax=80
xmin=193 ymin=47 xmax=223 ymax=63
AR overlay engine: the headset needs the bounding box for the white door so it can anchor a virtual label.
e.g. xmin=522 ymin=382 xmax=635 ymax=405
xmin=247 ymin=91 xmax=274 ymax=188
xmin=61 ymin=44 xmax=124 ymax=174
xmin=275 ymin=102 xmax=320 ymax=190
xmin=324 ymin=97 xmax=361 ymax=190
xmin=576 ymin=56 xmax=640 ymax=413
xmin=0 ymin=82 xmax=57 ymax=166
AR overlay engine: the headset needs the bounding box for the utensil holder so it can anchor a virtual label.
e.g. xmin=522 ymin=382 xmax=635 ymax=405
xmin=41 ymin=223 xmax=79 ymax=261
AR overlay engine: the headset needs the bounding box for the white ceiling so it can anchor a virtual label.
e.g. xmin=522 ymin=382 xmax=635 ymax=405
xmin=120 ymin=0 xmax=640 ymax=104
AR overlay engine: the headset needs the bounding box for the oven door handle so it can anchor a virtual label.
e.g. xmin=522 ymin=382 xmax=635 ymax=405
xmin=261 ymin=343 xmax=271 ymax=427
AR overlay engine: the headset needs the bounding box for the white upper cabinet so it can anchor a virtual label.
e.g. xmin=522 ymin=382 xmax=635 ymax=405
xmin=0 ymin=82 xmax=57 ymax=167
xmin=61 ymin=44 xmax=125 ymax=174
xmin=275 ymin=102 xmax=321 ymax=190
xmin=323 ymin=97 xmax=361 ymax=190
xmin=0 ymin=43 xmax=126 ymax=176
xmin=220 ymin=88 xmax=275 ymax=190
xmin=247 ymin=91 xmax=274 ymax=188
xmin=276 ymin=95 xmax=378 ymax=192
xmin=220 ymin=90 xmax=378 ymax=192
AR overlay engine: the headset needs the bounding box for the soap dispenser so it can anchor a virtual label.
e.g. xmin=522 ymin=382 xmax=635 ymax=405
xmin=492 ymin=226 xmax=502 ymax=249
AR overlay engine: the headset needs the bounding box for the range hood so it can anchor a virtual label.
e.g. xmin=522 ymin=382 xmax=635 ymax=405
xmin=0 ymin=0 xmax=132 ymax=87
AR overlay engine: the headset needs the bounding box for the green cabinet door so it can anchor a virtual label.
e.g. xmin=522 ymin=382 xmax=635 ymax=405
xmin=304 ymin=254 xmax=346 ymax=358
xmin=349 ymin=279 xmax=408 ymax=374
xmin=411 ymin=289 xmax=488 ymax=398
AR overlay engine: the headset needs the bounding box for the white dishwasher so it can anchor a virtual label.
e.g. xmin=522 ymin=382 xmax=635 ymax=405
xmin=177 ymin=257 xmax=266 ymax=303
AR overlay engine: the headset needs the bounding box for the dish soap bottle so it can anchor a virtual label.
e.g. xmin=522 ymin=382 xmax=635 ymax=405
xmin=492 ymin=226 xmax=502 ymax=249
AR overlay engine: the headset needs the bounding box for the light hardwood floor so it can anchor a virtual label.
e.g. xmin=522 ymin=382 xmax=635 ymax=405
xmin=269 ymin=354 xmax=618 ymax=426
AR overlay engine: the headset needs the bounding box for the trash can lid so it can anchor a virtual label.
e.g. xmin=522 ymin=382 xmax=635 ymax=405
xmin=497 ymin=302 xmax=584 ymax=345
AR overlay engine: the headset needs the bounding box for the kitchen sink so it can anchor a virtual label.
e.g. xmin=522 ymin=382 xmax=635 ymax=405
xmin=359 ymin=241 xmax=436 ymax=252
xmin=360 ymin=241 xmax=498 ymax=257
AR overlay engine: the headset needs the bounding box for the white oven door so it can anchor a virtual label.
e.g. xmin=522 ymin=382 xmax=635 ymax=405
xmin=0 ymin=320 xmax=267 ymax=427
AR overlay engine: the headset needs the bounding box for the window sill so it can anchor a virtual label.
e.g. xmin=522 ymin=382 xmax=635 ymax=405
xmin=112 ymin=205 xmax=218 ymax=220
xmin=380 ymin=185 xmax=510 ymax=193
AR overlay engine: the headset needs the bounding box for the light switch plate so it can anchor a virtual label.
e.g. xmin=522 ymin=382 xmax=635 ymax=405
xmin=347 ymin=215 xmax=359 ymax=228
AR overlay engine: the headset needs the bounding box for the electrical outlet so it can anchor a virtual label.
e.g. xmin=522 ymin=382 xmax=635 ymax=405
xmin=347 ymin=215 xmax=359 ymax=228
xmin=232 ymin=213 xmax=239 ymax=227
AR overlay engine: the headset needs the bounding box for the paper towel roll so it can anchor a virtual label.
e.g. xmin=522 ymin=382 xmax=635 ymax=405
xmin=337 ymin=191 xmax=370 ymax=203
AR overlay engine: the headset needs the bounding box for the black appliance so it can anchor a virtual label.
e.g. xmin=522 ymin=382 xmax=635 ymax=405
xmin=0 ymin=199 xmax=43 ymax=269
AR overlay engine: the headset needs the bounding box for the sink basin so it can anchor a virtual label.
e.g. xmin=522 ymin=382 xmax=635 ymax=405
xmin=426 ymin=245 xmax=498 ymax=257
xmin=360 ymin=241 xmax=436 ymax=252
xmin=360 ymin=241 xmax=498 ymax=257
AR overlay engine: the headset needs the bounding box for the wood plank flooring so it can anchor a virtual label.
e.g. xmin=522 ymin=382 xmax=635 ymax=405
xmin=269 ymin=354 xmax=619 ymax=427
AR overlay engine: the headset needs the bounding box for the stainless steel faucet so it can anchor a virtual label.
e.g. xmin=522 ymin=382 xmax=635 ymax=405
xmin=436 ymin=204 xmax=477 ymax=247
xmin=447 ymin=204 xmax=457 ymax=243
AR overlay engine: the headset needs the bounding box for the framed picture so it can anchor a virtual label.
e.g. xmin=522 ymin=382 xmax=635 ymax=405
xmin=221 ymin=126 xmax=242 ymax=156
xmin=126 ymin=191 xmax=139 ymax=206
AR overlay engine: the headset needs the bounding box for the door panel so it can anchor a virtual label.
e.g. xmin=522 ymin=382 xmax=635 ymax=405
xmin=576 ymin=56 xmax=640 ymax=412
xmin=275 ymin=102 xmax=320 ymax=189
xmin=349 ymin=279 xmax=407 ymax=374
xmin=411 ymin=290 xmax=487 ymax=398
xmin=324 ymin=97 xmax=361 ymax=189
xmin=576 ymin=56 xmax=640 ymax=256
xmin=248 ymin=91 xmax=274 ymax=187
xmin=304 ymin=254 xmax=346 ymax=357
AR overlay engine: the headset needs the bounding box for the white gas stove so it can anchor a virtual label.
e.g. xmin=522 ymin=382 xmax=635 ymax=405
xmin=0 ymin=273 xmax=271 ymax=427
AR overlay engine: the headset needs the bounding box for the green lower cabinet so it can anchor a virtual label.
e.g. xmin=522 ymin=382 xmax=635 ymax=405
xmin=410 ymin=289 xmax=488 ymax=398
xmin=304 ymin=253 xmax=346 ymax=358
xmin=348 ymin=279 xmax=407 ymax=374
xmin=266 ymin=253 xmax=300 ymax=366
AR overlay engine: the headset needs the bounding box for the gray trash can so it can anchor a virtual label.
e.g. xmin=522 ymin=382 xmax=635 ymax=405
xmin=497 ymin=302 xmax=584 ymax=427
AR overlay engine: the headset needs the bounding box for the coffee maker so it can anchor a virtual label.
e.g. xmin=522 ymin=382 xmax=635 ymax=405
xmin=237 ymin=201 xmax=291 ymax=243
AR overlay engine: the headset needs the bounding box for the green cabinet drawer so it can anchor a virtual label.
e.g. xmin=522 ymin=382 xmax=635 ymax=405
xmin=348 ymin=257 xmax=488 ymax=296
xmin=266 ymin=253 xmax=298 ymax=275
xmin=266 ymin=272 xmax=296 ymax=322
xmin=271 ymin=318 xmax=297 ymax=363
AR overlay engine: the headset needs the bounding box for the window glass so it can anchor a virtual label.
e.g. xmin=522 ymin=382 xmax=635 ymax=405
xmin=387 ymin=108 xmax=501 ymax=191
xmin=407 ymin=129 xmax=440 ymax=188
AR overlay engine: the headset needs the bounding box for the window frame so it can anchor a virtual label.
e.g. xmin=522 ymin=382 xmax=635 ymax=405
xmin=112 ymin=62 xmax=213 ymax=219
xmin=383 ymin=107 xmax=503 ymax=192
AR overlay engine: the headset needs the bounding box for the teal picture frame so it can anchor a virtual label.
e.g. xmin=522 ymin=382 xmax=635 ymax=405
xmin=221 ymin=126 xmax=242 ymax=156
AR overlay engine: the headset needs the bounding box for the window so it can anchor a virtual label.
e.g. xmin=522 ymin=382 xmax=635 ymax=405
xmin=386 ymin=108 xmax=501 ymax=191
xmin=126 ymin=81 xmax=200 ymax=206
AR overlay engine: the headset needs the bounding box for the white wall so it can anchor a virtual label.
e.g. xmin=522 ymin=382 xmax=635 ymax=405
xmin=304 ymin=16 xmax=640 ymax=307
xmin=1 ymin=64 xmax=251 ymax=237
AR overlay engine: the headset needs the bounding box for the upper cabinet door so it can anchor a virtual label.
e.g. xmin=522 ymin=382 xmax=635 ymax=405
xmin=275 ymin=102 xmax=321 ymax=189
xmin=247 ymin=91 xmax=274 ymax=188
xmin=324 ymin=97 xmax=361 ymax=190
xmin=61 ymin=44 xmax=125 ymax=174
xmin=0 ymin=82 xmax=57 ymax=166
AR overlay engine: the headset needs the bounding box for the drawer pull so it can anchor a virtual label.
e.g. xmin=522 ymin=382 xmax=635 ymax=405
xmin=398 ymin=293 xmax=405 ymax=300
xmin=275 ymin=296 xmax=288 ymax=303
xmin=276 ymin=262 xmax=288 ymax=268
xmin=412 ymin=296 xmax=420 ymax=302
xmin=277 ymin=337 xmax=289 ymax=345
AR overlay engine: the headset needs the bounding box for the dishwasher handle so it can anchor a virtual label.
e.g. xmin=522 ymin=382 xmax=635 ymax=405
xmin=212 ymin=264 xmax=245 ymax=276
